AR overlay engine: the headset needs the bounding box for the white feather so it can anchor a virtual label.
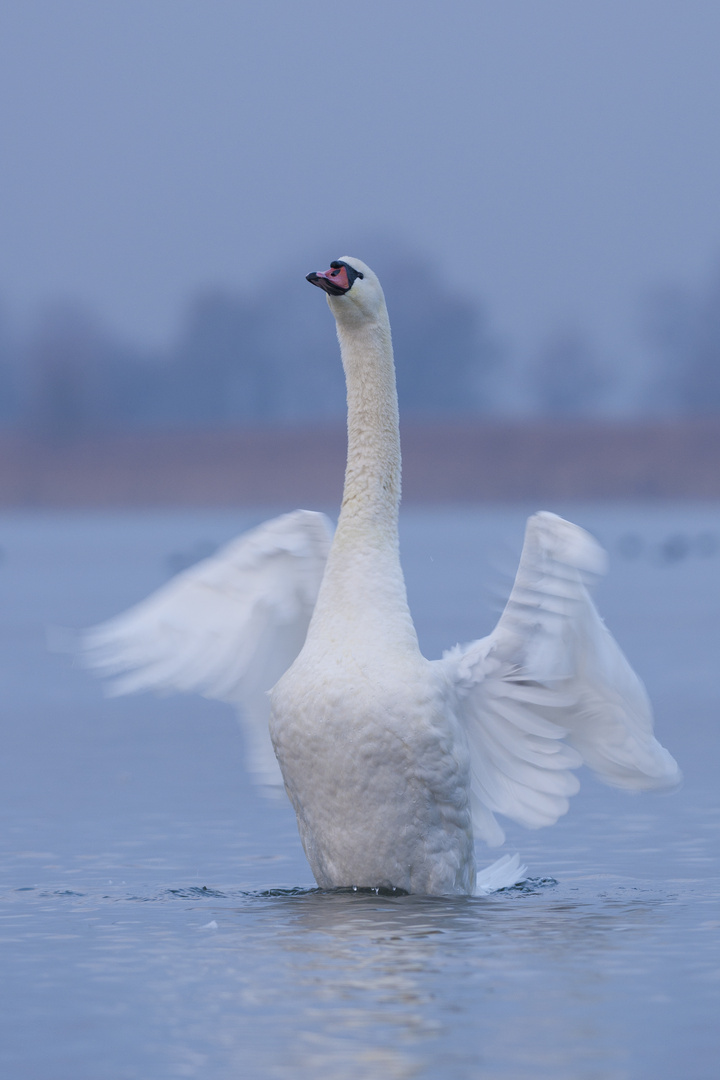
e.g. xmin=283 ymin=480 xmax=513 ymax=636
xmin=82 ymin=509 xmax=332 ymax=790
xmin=475 ymin=853 xmax=528 ymax=896
xmin=440 ymin=512 xmax=680 ymax=846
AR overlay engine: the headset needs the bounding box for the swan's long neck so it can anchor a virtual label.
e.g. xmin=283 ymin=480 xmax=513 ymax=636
xmin=307 ymin=301 xmax=417 ymax=652
xmin=338 ymin=309 xmax=401 ymax=533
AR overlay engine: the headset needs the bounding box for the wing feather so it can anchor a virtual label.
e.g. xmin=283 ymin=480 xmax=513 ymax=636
xmin=440 ymin=512 xmax=680 ymax=846
xmin=82 ymin=509 xmax=332 ymax=791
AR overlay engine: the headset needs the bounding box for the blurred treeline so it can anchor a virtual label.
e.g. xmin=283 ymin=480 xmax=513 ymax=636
xmin=1 ymin=251 xmax=719 ymax=437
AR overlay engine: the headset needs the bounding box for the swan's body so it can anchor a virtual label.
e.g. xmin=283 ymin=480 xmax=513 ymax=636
xmin=83 ymin=257 xmax=680 ymax=896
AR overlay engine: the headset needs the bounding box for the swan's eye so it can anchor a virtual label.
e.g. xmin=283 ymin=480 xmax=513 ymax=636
xmin=330 ymin=260 xmax=363 ymax=282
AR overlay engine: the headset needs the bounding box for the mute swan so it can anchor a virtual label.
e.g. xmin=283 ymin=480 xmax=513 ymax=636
xmin=83 ymin=257 xmax=680 ymax=896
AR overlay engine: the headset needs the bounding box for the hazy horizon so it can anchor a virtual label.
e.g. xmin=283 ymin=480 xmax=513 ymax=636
xmin=2 ymin=1 xmax=720 ymax=402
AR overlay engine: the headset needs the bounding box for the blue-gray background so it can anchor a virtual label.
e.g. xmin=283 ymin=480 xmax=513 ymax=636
xmin=2 ymin=1 xmax=720 ymax=424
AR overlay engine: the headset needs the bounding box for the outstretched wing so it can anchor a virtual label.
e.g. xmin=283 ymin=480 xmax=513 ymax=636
xmin=82 ymin=509 xmax=333 ymax=791
xmin=439 ymin=512 xmax=680 ymax=847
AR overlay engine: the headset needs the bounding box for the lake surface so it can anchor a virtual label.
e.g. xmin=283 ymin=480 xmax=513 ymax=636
xmin=0 ymin=504 xmax=718 ymax=1079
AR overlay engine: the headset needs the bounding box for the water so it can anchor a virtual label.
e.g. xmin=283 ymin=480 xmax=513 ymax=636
xmin=0 ymin=504 xmax=718 ymax=1079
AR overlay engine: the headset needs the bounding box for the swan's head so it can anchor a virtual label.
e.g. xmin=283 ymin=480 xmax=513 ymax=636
xmin=306 ymin=257 xmax=385 ymax=324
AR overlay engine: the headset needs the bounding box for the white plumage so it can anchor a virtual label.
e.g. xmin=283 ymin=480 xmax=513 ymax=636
xmin=82 ymin=256 xmax=680 ymax=896
xmin=83 ymin=509 xmax=331 ymax=793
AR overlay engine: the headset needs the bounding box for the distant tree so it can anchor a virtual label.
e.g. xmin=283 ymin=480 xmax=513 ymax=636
xmin=0 ymin=304 xmax=20 ymax=425
xmin=251 ymin=282 xmax=346 ymax=421
xmin=645 ymin=265 xmax=720 ymax=412
xmin=24 ymin=304 xmax=102 ymax=440
xmin=22 ymin=303 xmax=161 ymax=436
xmin=643 ymin=285 xmax=695 ymax=411
xmin=375 ymin=254 xmax=500 ymax=415
xmin=169 ymin=290 xmax=267 ymax=423
xmin=530 ymin=326 xmax=610 ymax=416
xmin=12 ymin=243 xmax=505 ymax=432
xmin=94 ymin=346 xmax=169 ymax=428
xmin=165 ymin=249 xmax=500 ymax=424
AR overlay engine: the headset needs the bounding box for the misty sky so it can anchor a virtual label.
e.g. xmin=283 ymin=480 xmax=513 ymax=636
xmin=2 ymin=1 xmax=720 ymax=402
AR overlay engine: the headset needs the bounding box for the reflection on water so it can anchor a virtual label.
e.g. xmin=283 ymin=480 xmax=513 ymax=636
xmin=0 ymin=506 xmax=719 ymax=1078
xmin=242 ymin=884 xmax=677 ymax=1079
xmin=8 ymin=871 xmax=703 ymax=1080
xmin=2 ymin=818 xmax=718 ymax=1080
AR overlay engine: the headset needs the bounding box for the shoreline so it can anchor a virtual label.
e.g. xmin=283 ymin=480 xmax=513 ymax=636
xmin=2 ymin=419 xmax=720 ymax=506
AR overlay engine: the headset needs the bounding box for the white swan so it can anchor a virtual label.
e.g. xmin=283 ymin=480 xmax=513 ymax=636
xmin=82 ymin=257 xmax=680 ymax=896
